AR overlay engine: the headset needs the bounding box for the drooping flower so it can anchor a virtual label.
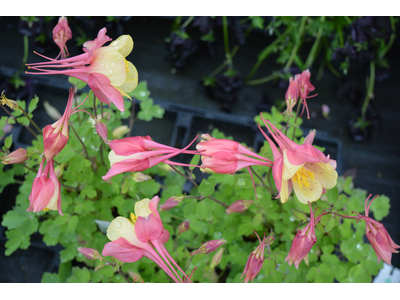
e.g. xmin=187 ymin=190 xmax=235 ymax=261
xmin=284 ymin=76 xmax=299 ymax=117
xmin=43 ymin=88 xmax=74 ymax=161
xmin=190 ymin=238 xmax=227 ymax=255
xmin=78 ymin=247 xmax=103 ymax=261
xmin=26 ymin=27 xmax=138 ymax=112
xmin=1 ymin=148 xmax=28 ymax=165
xmin=178 ymin=220 xmax=190 ymax=235
xmin=241 ymin=231 xmax=275 ymax=283
xmin=27 ymin=158 xmax=62 ymax=215
xmin=295 ymin=69 xmax=317 ymax=119
xmin=258 ymin=115 xmax=338 ymax=204
xmin=225 ymin=200 xmax=254 ymax=214
xmin=285 ymin=202 xmax=317 ymax=269
xmin=102 ymin=135 xmax=198 ymax=180
xmin=353 ymin=195 xmax=399 ymax=265
xmin=102 ymin=196 xmax=192 ymax=283
xmin=52 ymin=16 xmax=72 ymax=59
xmin=196 ymin=134 xmax=272 ymax=174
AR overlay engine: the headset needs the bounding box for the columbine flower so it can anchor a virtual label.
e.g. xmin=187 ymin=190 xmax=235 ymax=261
xmin=210 ymin=248 xmax=224 ymax=269
xmin=102 ymin=135 xmax=198 ymax=180
xmin=78 ymin=247 xmax=103 ymax=261
xmin=296 ymin=69 xmax=317 ymax=119
xmin=196 ymin=134 xmax=272 ymax=174
xmin=52 ymin=16 xmax=72 ymax=59
xmin=43 ymin=88 xmax=74 ymax=161
xmin=178 ymin=220 xmax=190 ymax=235
xmin=159 ymin=196 xmax=184 ymax=212
xmin=353 ymin=195 xmax=399 ymax=265
xmin=284 ymin=76 xmax=299 ymax=117
xmin=102 ymin=196 xmax=192 ymax=283
xmin=285 ymin=202 xmax=317 ymax=269
xmin=258 ymin=115 xmax=338 ymax=204
xmin=26 ymin=27 xmax=138 ymax=112
xmin=27 ymin=158 xmax=62 ymax=215
xmin=241 ymin=231 xmax=275 ymax=283
xmin=1 ymin=148 xmax=28 ymax=165
xmin=190 ymin=238 xmax=227 ymax=255
xmin=225 ymin=200 xmax=253 ymax=214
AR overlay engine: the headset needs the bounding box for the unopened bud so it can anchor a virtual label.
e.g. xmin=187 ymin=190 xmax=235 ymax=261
xmin=43 ymin=101 xmax=62 ymax=121
xmin=78 ymin=247 xmax=103 ymax=261
xmin=1 ymin=148 xmax=28 ymax=165
xmin=210 ymin=248 xmax=224 ymax=269
xmin=322 ymin=104 xmax=330 ymax=119
xmin=191 ymin=238 xmax=227 ymax=255
xmin=226 ymin=200 xmax=253 ymax=214
xmin=131 ymin=172 xmax=152 ymax=183
xmin=54 ymin=163 xmax=64 ymax=178
xmin=159 ymin=196 xmax=184 ymax=212
xmin=112 ymin=125 xmax=129 ymax=138
xmin=178 ymin=220 xmax=190 ymax=235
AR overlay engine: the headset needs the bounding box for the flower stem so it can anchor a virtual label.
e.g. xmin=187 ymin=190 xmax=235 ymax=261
xmin=69 ymin=122 xmax=89 ymax=159
xmin=361 ymin=61 xmax=375 ymax=124
xmin=292 ymin=99 xmax=302 ymax=140
xmin=222 ymin=16 xmax=234 ymax=71
xmin=117 ymin=269 xmax=131 ymax=283
xmin=304 ymin=16 xmax=325 ymax=70
xmin=246 ymin=73 xmax=279 ymax=86
xmin=284 ymin=16 xmax=307 ymax=72
xmin=17 ymin=104 xmax=42 ymax=135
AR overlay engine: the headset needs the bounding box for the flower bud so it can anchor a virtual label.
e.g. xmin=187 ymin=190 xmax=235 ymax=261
xmin=95 ymin=120 xmax=108 ymax=143
xmin=225 ymin=200 xmax=253 ymax=214
xmin=54 ymin=163 xmax=64 ymax=178
xmin=78 ymin=247 xmax=103 ymax=261
xmin=112 ymin=125 xmax=129 ymax=138
xmin=52 ymin=16 xmax=72 ymax=59
xmin=159 ymin=196 xmax=184 ymax=212
xmin=1 ymin=148 xmax=28 ymax=165
xmin=190 ymin=238 xmax=227 ymax=255
xmin=178 ymin=220 xmax=190 ymax=235
xmin=131 ymin=172 xmax=152 ymax=183
xmin=210 ymin=248 xmax=224 ymax=269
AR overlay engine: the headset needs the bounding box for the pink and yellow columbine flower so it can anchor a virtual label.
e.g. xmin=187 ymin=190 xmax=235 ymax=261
xmin=284 ymin=76 xmax=299 ymax=117
xmin=102 ymin=196 xmax=192 ymax=283
xmin=1 ymin=148 xmax=28 ymax=165
xmin=353 ymin=195 xmax=399 ymax=265
xmin=52 ymin=16 xmax=72 ymax=59
xmin=296 ymin=69 xmax=317 ymax=119
xmin=241 ymin=232 xmax=275 ymax=283
xmin=285 ymin=202 xmax=317 ymax=269
xmin=102 ymin=135 xmax=198 ymax=180
xmin=26 ymin=28 xmax=138 ymax=112
xmin=27 ymin=158 xmax=62 ymax=215
xmin=258 ymin=115 xmax=337 ymax=204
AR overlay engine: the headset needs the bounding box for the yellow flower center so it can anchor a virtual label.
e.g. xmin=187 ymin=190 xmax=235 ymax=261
xmin=129 ymin=212 xmax=137 ymax=225
xmin=0 ymin=91 xmax=18 ymax=110
xmin=292 ymin=167 xmax=315 ymax=188
xmin=43 ymin=208 xmax=50 ymax=212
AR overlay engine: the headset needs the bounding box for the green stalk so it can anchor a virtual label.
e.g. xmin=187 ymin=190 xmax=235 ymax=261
xmin=181 ymin=16 xmax=194 ymax=28
xmin=246 ymin=73 xmax=279 ymax=86
xmin=379 ymin=16 xmax=396 ymax=60
xmin=222 ymin=16 xmax=233 ymax=70
xmin=69 ymin=122 xmax=89 ymax=159
xmin=284 ymin=16 xmax=307 ymax=71
xmin=361 ymin=61 xmax=375 ymax=123
xmin=304 ymin=16 xmax=326 ymax=70
xmin=292 ymin=98 xmax=303 ymax=140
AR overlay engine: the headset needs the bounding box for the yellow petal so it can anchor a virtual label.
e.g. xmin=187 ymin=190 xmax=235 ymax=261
xmin=107 ymin=216 xmax=137 ymax=244
xmin=304 ymin=162 xmax=338 ymax=189
xmin=279 ymin=179 xmax=290 ymax=203
xmin=292 ymin=177 xmax=322 ymax=204
xmin=135 ymin=198 xmax=153 ymax=218
xmin=110 ymin=35 xmax=134 ymax=57
xmin=115 ymin=61 xmax=138 ymax=93
xmin=282 ymin=150 xmax=304 ymax=180
xmin=91 ymin=48 xmax=126 ymax=86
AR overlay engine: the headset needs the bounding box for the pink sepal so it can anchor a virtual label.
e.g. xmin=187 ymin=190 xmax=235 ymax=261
xmin=88 ymin=73 xmax=125 ymax=111
xmin=135 ymin=214 xmax=163 ymax=243
xmin=102 ymin=237 xmax=144 ymax=263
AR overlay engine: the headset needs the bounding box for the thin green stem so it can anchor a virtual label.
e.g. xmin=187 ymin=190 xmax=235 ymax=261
xmin=117 ymin=269 xmax=131 ymax=283
xmin=17 ymin=104 xmax=42 ymax=135
xmin=361 ymin=61 xmax=375 ymax=123
xmin=246 ymin=73 xmax=279 ymax=86
xmin=379 ymin=16 xmax=396 ymax=60
xmin=284 ymin=16 xmax=307 ymax=71
xmin=169 ymin=165 xmax=198 ymax=187
xmin=304 ymin=16 xmax=326 ymax=70
xmin=222 ymin=16 xmax=233 ymax=70
xmin=69 ymin=122 xmax=89 ymax=159
xmin=344 ymin=16 xmax=352 ymax=25
xmin=21 ymin=35 xmax=29 ymax=73
xmin=206 ymin=196 xmax=229 ymax=208
xmin=181 ymin=16 xmax=194 ymax=28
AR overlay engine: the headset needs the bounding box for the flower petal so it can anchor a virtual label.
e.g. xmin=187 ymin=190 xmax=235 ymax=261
xmin=292 ymin=177 xmax=323 ymax=204
xmin=304 ymin=162 xmax=338 ymax=189
xmin=102 ymin=237 xmax=143 ymax=263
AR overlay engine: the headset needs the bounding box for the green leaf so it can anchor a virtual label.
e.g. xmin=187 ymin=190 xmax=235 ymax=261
xmin=345 ymin=265 xmax=372 ymax=283
xmin=59 ymin=261 xmax=72 ymax=283
xmin=60 ymin=246 xmax=77 ymax=263
xmin=41 ymin=272 xmax=60 ymax=283
xmin=67 ymin=267 xmax=91 ymax=283
xmin=184 ymin=199 xmax=197 ymax=218
xmin=1 ymin=207 xmax=31 ymax=229
xmin=198 ymin=177 xmax=216 ymax=197
xmin=291 ymin=209 xmax=307 ymax=221
xmin=68 ymin=76 xmax=88 ymax=90
xmin=324 ymin=215 xmax=335 ymax=233
xmin=250 ymin=16 xmax=264 ymax=29
xmin=189 ymin=155 xmax=200 ymax=171
xmin=321 ymin=244 xmax=334 ymax=254
xmin=28 ymin=95 xmax=39 ymax=113
xmin=196 ymin=201 xmax=207 ymax=220
xmin=5 ymin=228 xmax=30 ymax=256
xmin=128 ymin=81 xmax=150 ymax=101
xmin=137 ymin=98 xmax=165 ymax=121
xmin=327 ymin=187 xmax=339 ymax=203
xmin=20 ymin=217 xmax=39 ymax=235
xmin=343 ymin=176 xmax=354 ymax=194
xmin=334 ymin=264 xmax=347 ymax=281
xmin=4 ymin=134 xmax=12 ymax=149
xmin=369 ymin=195 xmax=390 ymax=221
xmin=306 ymin=267 xmax=317 ymax=282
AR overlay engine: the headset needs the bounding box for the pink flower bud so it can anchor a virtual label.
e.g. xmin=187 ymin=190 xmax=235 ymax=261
xmin=159 ymin=196 xmax=184 ymax=212
xmin=178 ymin=220 xmax=190 ymax=235
xmin=284 ymin=76 xmax=299 ymax=117
xmin=1 ymin=148 xmax=28 ymax=165
xmin=241 ymin=232 xmax=275 ymax=283
xmin=210 ymin=248 xmax=224 ymax=269
xmin=191 ymin=239 xmax=227 ymax=256
xmin=78 ymin=247 xmax=103 ymax=260
xmin=131 ymin=172 xmax=152 ymax=182
xmin=95 ymin=120 xmax=108 ymax=143
xmin=52 ymin=16 xmax=72 ymax=59
xmin=225 ymin=200 xmax=253 ymax=214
